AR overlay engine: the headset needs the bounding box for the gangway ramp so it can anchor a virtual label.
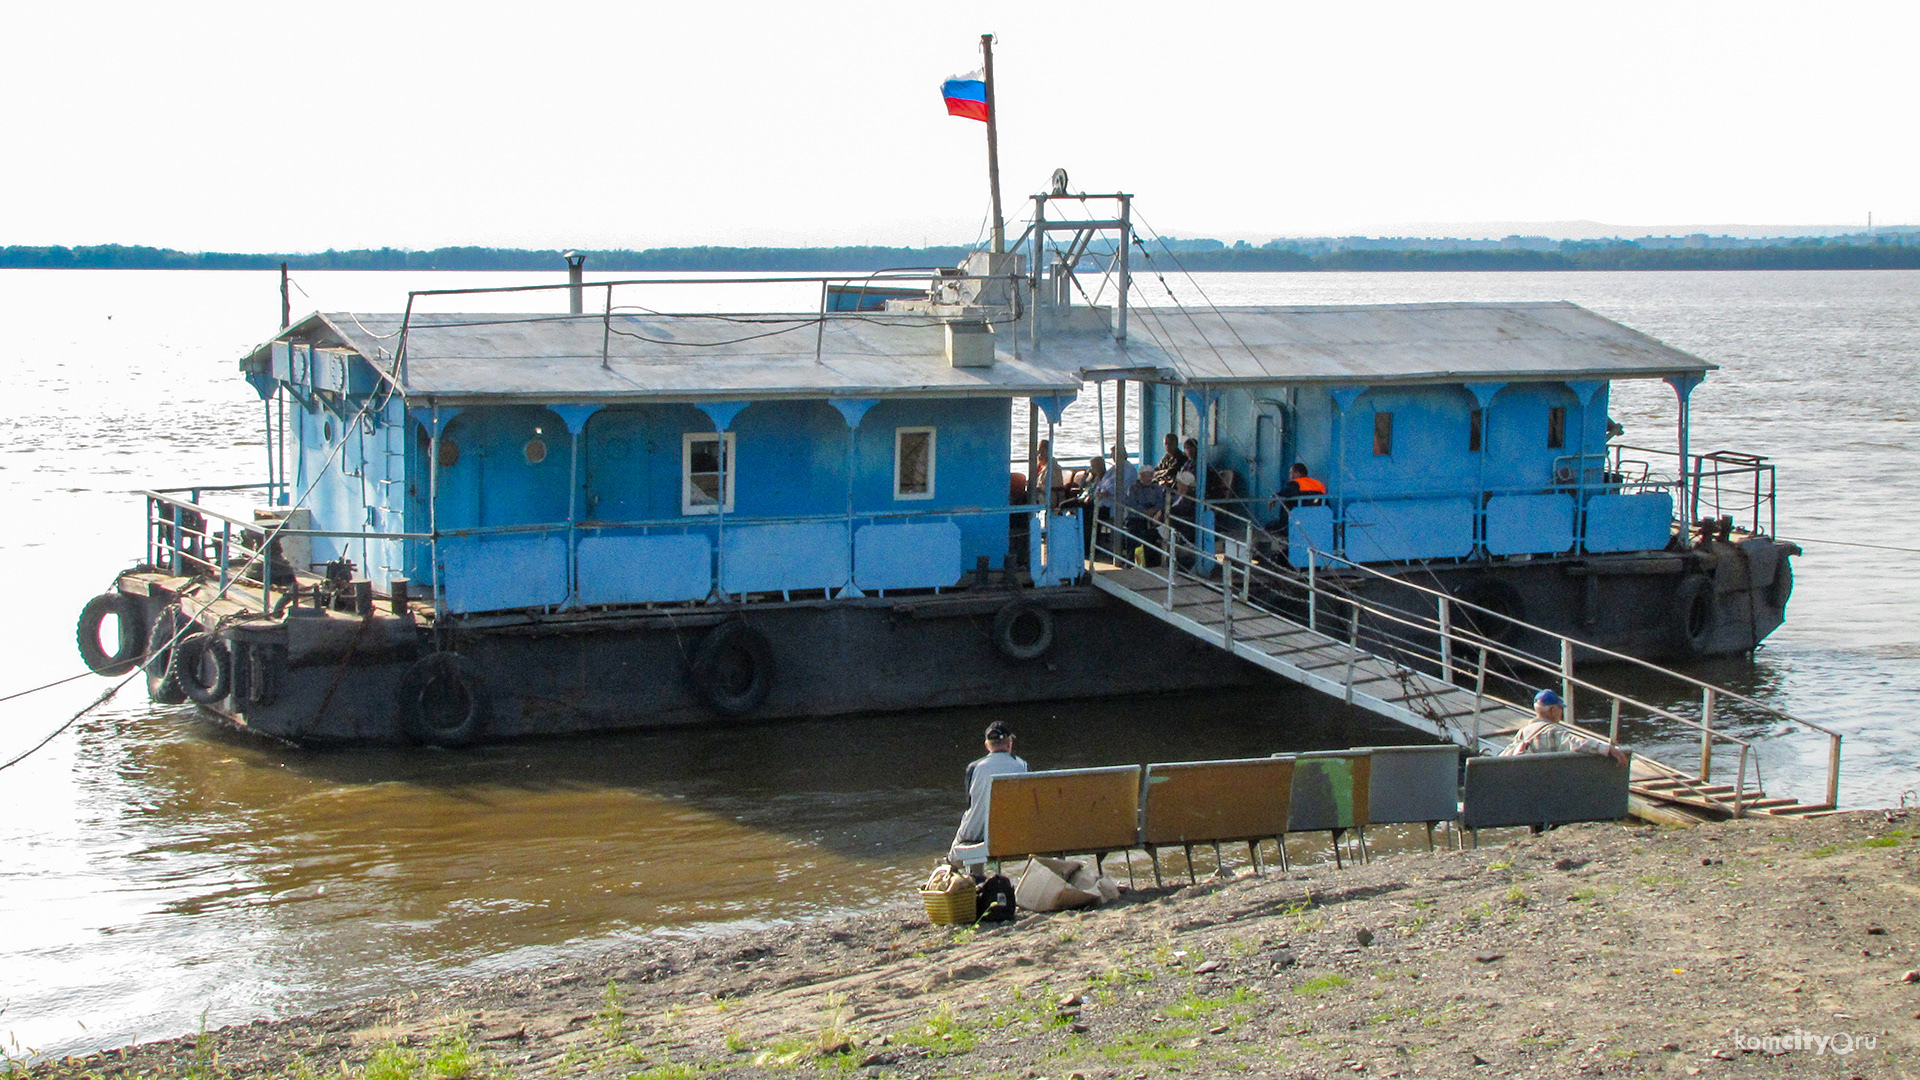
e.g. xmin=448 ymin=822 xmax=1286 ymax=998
xmin=1087 ymin=523 xmax=1841 ymax=822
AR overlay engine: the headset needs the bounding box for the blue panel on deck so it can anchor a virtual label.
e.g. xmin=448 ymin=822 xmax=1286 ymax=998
xmin=1288 ymin=505 xmax=1335 ymax=567
xmin=577 ymin=533 xmax=712 ymax=604
xmin=1342 ymin=498 xmax=1475 ymax=563
xmin=854 ymin=522 xmax=963 ymax=591
xmin=441 ymin=533 xmax=569 ymax=614
xmin=1485 ymin=493 xmax=1574 ymax=556
xmin=722 ymin=522 xmax=850 ymax=593
xmin=1584 ymin=491 xmax=1673 ymax=553
xmin=1030 ymin=512 xmax=1082 ymax=587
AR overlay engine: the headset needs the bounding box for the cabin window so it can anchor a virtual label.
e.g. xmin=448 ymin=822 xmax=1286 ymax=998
xmin=1372 ymin=412 xmax=1393 ymax=456
xmin=437 ymin=436 xmax=460 ymax=469
xmin=1469 ymin=408 xmax=1484 ymax=453
xmin=1547 ymin=406 xmax=1567 ymax=450
xmin=524 ymin=437 xmax=548 ymax=464
xmin=894 ymin=427 xmax=935 ymax=500
xmin=681 ymin=431 xmax=735 ymax=515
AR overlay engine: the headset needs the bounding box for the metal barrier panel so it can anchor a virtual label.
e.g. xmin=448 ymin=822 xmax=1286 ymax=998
xmin=1343 ymin=499 xmax=1475 ymax=563
xmin=1286 ymin=751 xmax=1372 ymax=832
xmin=720 ymin=522 xmax=851 ymax=594
xmin=1485 ymin=494 xmax=1575 ymax=556
xmin=986 ymin=765 xmax=1142 ymax=859
xmin=1460 ymin=752 xmax=1631 ymax=829
xmin=440 ymin=534 xmax=570 ymax=614
xmin=1355 ymin=744 xmax=1461 ymax=825
xmin=1142 ymin=757 xmax=1295 ymax=846
xmin=1287 ymin=505 xmax=1335 ymax=568
xmin=1029 ymin=512 xmax=1084 ymax=587
xmin=1584 ymin=492 xmax=1674 ymax=554
xmin=577 ymin=533 xmax=713 ymax=605
xmin=853 ymin=521 xmax=963 ymax=592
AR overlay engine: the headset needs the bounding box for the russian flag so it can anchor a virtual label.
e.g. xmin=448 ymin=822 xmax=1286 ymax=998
xmin=941 ymin=69 xmax=989 ymax=122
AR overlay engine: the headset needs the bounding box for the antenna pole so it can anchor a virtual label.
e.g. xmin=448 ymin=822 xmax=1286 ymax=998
xmin=982 ymin=33 xmax=1006 ymax=255
xmin=279 ymin=262 xmax=290 ymax=329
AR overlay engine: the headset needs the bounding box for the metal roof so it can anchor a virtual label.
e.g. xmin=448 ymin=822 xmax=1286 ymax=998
xmin=1055 ymin=301 xmax=1716 ymax=385
xmin=245 ymin=300 xmax=1711 ymax=403
xmin=251 ymin=312 xmax=1082 ymax=403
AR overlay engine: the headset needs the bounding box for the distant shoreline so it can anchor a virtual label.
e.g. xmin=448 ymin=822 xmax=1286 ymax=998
xmin=4 ymin=243 xmax=1919 ymax=273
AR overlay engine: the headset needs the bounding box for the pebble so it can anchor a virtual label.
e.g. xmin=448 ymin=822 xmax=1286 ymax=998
xmin=1903 ymin=970 xmax=1920 ymax=984
xmin=1355 ymin=928 xmax=1374 ymax=947
xmin=1472 ymin=951 xmax=1505 ymax=963
xmin=1195 ymin=960 xmax=1223 ymax=974
xmin=1273 ymin=949 xmax=1298 ymax=968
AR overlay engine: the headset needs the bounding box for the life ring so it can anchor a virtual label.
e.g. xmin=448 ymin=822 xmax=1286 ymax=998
xmin=1672 ymin=574 xmax=1717 ymax=657
xmin=690 ymin=620 xmax=775 ymax=716
xmin=991 ymin=600 xmax=1055 ymax=661
xmin=76 ymin=592 xmax=146 ymax=676
xmin=396 ymin=651 xmax=490 ymax=747
xmin=171 ymin=631 xmax=232 ymax=706
xmin=143 ymin=607 xmax=189 ymax=705
xmin=1453 ymin=577 xmax=1526 ymax=647
xmin=1765 ymin=558 xmax=1794 ymax=612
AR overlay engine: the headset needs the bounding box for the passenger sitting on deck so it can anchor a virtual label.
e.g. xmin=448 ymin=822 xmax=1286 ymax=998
xmin=1087 ymin=446 xmax=1133 ymax=558
xmin=949 ymin=721 xmax=1030 ymax=870
xmin=1029 ymin=440 xmax=1064 ymax=507
xmin=1153 ymin=433 xmax=1189 ymax=485
xmin=1266 ymin=463 xmax=1328 ymax=534
xmin=1062 ymin=456 xmax=1107 ymax=558
xmin=1123 ymin=464 xmax=1167 ymax=567
xmin=1500 ymin=689 xmax=1629 ymax=765
xmin=1167 ymin=471 xmax=1199 ymax=571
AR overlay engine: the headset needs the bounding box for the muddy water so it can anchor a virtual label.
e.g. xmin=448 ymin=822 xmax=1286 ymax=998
xmin=1 ymin=269 xmax=1914 ymax=1059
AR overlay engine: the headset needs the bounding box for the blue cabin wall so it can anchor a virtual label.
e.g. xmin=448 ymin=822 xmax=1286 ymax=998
xmin=293 ymin=389 xmax=408 ymax=588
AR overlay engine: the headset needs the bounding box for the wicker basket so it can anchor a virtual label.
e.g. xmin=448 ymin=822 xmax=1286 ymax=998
xmin=920 ymin=883 xmax=977 ymax=926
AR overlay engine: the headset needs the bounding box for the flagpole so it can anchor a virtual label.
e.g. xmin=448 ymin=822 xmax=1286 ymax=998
xmin=981 ymin=32 xmax=1005 ymax=255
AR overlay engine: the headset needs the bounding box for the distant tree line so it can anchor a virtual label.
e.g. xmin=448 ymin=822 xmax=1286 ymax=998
xmin=4 ymin=242 xmax=1918 ymax=272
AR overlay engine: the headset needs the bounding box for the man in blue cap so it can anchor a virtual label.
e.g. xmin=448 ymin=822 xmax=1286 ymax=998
xmin=1500 ymin=689 xmax=1627 ymax=764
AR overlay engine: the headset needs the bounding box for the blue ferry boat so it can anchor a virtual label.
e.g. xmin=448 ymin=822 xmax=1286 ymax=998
xmin=71 ymin=183 xmax=1794 ymax=747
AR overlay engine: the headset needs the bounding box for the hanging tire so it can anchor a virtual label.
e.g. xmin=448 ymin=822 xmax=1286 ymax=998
xmin=991 ymin=600 xmax=1055 ymax=662
xmin=1673 ymin=574 xmax=1717 ymax=657
xmin=171 ymin=631 xmax=233 ymax=706
xmin=690 ymin=620 xmax=775 ymax=717
xmin=144 ymin=607 xmax=189 ymax=705
xmin=76 ymin=592 xmax=146 ymax=677
xmin=1765 ymin=557 xmax=1794 ymax=612
xmin=397 ymin=652 xmax=490 ymax=747
xmin=1453 ymin=577 xmax=1526 ymax=647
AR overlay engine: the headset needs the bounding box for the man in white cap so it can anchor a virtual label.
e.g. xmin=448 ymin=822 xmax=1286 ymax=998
xmin=949 ymin=721 xmax=1029 ymax=869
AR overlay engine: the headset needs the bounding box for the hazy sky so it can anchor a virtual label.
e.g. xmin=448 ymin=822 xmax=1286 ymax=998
xmin=3 ymin=1 xmax=1914 ymax=251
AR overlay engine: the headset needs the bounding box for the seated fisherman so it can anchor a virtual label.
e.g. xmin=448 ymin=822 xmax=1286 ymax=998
xmin=1153 ymin=432 xmax=1189 ymax=485
xmin=949 ymin=721 xmax=1029 ymax=870
xmin=1500 ymin=689 xmax=1629 ymax=765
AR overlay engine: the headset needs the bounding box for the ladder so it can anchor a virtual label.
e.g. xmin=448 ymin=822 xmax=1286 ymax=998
xmin=1089 ymin=517 xmax=1841 ymax=822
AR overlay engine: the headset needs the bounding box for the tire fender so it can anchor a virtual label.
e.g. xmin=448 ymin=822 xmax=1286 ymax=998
xmin=1673 ymin=574 xmax=1717 ymax=657
xmin=396 ymin=651 xmax=491 ymax=747
xmin=171 ymin=631 xmax=233 ymax=706
xmin=690 ymin=620 xmax=775 ymax=717
xmin=143 ymin=607 xmax=189 ymax=705
xmin=991 ymin=600 xmax=1056 ymax=662
xmin=76 ymin=592 xmax=146 ymax=677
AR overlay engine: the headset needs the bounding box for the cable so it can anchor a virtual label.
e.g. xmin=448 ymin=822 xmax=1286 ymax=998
xmin=0 ymin=671 xmax=94 ymax=705
xmin=1777 ymin=534 xmax=1920 ymax=555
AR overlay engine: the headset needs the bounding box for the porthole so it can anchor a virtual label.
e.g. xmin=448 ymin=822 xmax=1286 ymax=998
xmin=524 ymin=437 xmax=547 ymax=465
xmin=437 ymin=438 xmax=461 ymax=468
xmin=323 ymin=419 xmax=334 ymax=442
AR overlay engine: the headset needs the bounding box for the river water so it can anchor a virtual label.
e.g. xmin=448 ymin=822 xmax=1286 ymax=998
xmin=1 ymin=269 xmax=1914 ymax=1059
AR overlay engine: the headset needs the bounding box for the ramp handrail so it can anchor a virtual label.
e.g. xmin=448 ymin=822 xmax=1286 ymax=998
xmin=1093 ymin=504 xmax=1836 ymax=813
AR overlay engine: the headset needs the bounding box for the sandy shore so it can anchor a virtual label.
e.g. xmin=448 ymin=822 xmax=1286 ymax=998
xmin=25 ymin=811 xmax=1920 ymax=1079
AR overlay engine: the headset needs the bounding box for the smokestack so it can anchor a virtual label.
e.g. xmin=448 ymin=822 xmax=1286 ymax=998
xmin=564 ymin=250 xmax=585 ymax=314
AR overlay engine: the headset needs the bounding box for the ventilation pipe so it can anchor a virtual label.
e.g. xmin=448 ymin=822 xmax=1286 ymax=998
xmin=564 ymin=250 xmax=585 ymax=314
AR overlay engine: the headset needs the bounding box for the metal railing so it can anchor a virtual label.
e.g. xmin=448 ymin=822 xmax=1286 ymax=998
xmin=1612 ymin=442 xmax=1777 ymax=536
xmin=1087 ymin=501 xmax=1840 ymax=813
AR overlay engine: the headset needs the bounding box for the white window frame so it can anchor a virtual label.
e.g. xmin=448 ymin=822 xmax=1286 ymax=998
xmin=893 ymin=426 xmax=936 ymax=501
xmin=681 ymin=431 xmax=735 ymax=515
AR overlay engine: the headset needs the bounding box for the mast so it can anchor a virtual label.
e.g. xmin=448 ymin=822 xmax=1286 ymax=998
xmin=981 ymin=33 xmax=1005 ymax=255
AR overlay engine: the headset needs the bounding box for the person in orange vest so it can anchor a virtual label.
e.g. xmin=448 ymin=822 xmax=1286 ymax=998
xmin=1268 ymin=462 xmax=1327 ymax=535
